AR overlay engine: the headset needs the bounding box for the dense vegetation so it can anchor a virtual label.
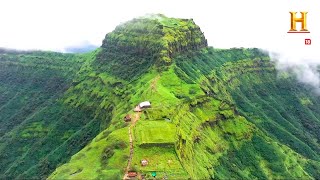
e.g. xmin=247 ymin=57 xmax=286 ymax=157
xmin=1 ymin=15 xmax=320 ymax=179
xmin=0 ymin=51 xmax=103 ymax=179
xmin=50 ymin=47 xmax=320 ymax=179
xmin=96 ymin=14 xmax=207 ymax=79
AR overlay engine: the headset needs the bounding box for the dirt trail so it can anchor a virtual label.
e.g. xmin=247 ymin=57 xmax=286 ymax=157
xmin=151 ymin=75 xmax=160 ymax=92
xmin=123 ymin=112 xmax=141 ymax=180
xmin=132 ymin=112 xmax=141 ymax=125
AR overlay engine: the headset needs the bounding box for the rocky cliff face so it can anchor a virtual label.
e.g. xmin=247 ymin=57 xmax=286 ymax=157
xmin=97 ymin=14 xmax=207 ymax=79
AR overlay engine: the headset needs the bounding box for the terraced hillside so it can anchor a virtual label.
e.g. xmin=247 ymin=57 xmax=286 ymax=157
xmin=0 ymin=51 xmax=104 ymax=179
xmin=50 ymin=44 xmax=320 ymax=179
xmin=1 ymin=15 xmax=320 ymax=179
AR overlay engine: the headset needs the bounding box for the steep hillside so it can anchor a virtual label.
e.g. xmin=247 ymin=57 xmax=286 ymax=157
xmin=0 ymin=51 xmax=104 ymax=179
xmin=1 ymin=15 xmax=320 ymax=180
xmin=96 ymin=14 xmax=207 ymax=79
xmin=50 ymin=46 xmax=320 ymax=179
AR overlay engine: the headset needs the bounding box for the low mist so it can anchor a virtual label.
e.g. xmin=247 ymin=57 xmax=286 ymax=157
xmin=267 ymin=46 xmax=320 ymax=94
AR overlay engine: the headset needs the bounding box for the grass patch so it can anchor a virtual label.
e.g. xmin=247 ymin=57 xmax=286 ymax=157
xmin=132 ymin=146 xmax=189 ymax=179
xmin=134 ymin=120 xmax=176 ymax=147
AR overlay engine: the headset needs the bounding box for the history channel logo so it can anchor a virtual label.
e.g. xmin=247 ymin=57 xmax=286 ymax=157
xmin=287 ymin=12 xmax=311 ymax=45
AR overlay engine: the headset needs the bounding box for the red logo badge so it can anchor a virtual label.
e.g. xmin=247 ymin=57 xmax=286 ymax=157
xmin=305 ymin=39 xmax=311 ymax=45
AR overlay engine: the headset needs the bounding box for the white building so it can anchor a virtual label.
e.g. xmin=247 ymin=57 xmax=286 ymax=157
xmin=139 ymin=101 xmax=151 ymax=109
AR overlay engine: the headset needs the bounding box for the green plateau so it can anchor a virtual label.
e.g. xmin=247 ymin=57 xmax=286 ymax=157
xmin=0 ymin=14 xmax=319 ymax=180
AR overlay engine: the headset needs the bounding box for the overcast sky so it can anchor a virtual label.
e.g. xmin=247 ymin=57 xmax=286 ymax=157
xmin=0 ymin=0 xmax=319 ymax=52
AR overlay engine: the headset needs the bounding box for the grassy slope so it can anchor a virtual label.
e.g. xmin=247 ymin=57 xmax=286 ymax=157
xmin=96 ymin=14 xmax=207 ymax=80
xmin=49 ymin=48 xmax=320 ymax=179
xmin=2 ymin=15 xmax=320 ymax=179
xmin=134 ymin=120 xmax=176 ymax=146
xmin=0 ymin=51 xmax=104 ymax=179
xmin=227 ymin=71 xmax=320 ymax=179
xmin=174 ymin=49 xmax=320 ymax=179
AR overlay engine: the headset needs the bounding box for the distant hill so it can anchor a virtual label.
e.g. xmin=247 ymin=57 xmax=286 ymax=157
xmin=0 ymin=15 xmax=319 ymax=180
xmin=64 ymin=43 xmax=98 ymax=53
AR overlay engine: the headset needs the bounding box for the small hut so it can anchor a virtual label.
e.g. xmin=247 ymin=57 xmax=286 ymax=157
xmin=139 ymin=101 xmax=151 ymax=109
xmin=134 ymin=101 xmax=151 ymax=112
xmin=128 ymin=171 xmax=137 ymax=178
xmin=141 ymin=159 xmax=148 ymax=166
xmin=124 ymin=114 xmax=131 ymax=122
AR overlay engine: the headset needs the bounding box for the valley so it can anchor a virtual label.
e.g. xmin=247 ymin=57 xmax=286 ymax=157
xmin=0 ymin=15 xmax=320 ymax=179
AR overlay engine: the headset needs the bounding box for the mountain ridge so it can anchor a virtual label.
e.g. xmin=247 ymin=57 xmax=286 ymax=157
xmin=0 ymin=15 xmax=319 ymax=179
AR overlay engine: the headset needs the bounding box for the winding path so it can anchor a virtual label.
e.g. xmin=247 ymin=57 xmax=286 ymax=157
xmin=123 ymin=112 xmax=141 ymax=180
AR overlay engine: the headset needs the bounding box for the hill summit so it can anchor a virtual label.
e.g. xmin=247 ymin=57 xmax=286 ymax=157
xmin=96 ymin=14 xmax=207 ymax=79
xmin=1 ymin=14 xmax=320 ymax=180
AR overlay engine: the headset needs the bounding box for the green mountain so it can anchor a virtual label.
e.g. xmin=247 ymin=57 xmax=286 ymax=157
xmin=1 ymin=15 xmax=320 ymax=179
